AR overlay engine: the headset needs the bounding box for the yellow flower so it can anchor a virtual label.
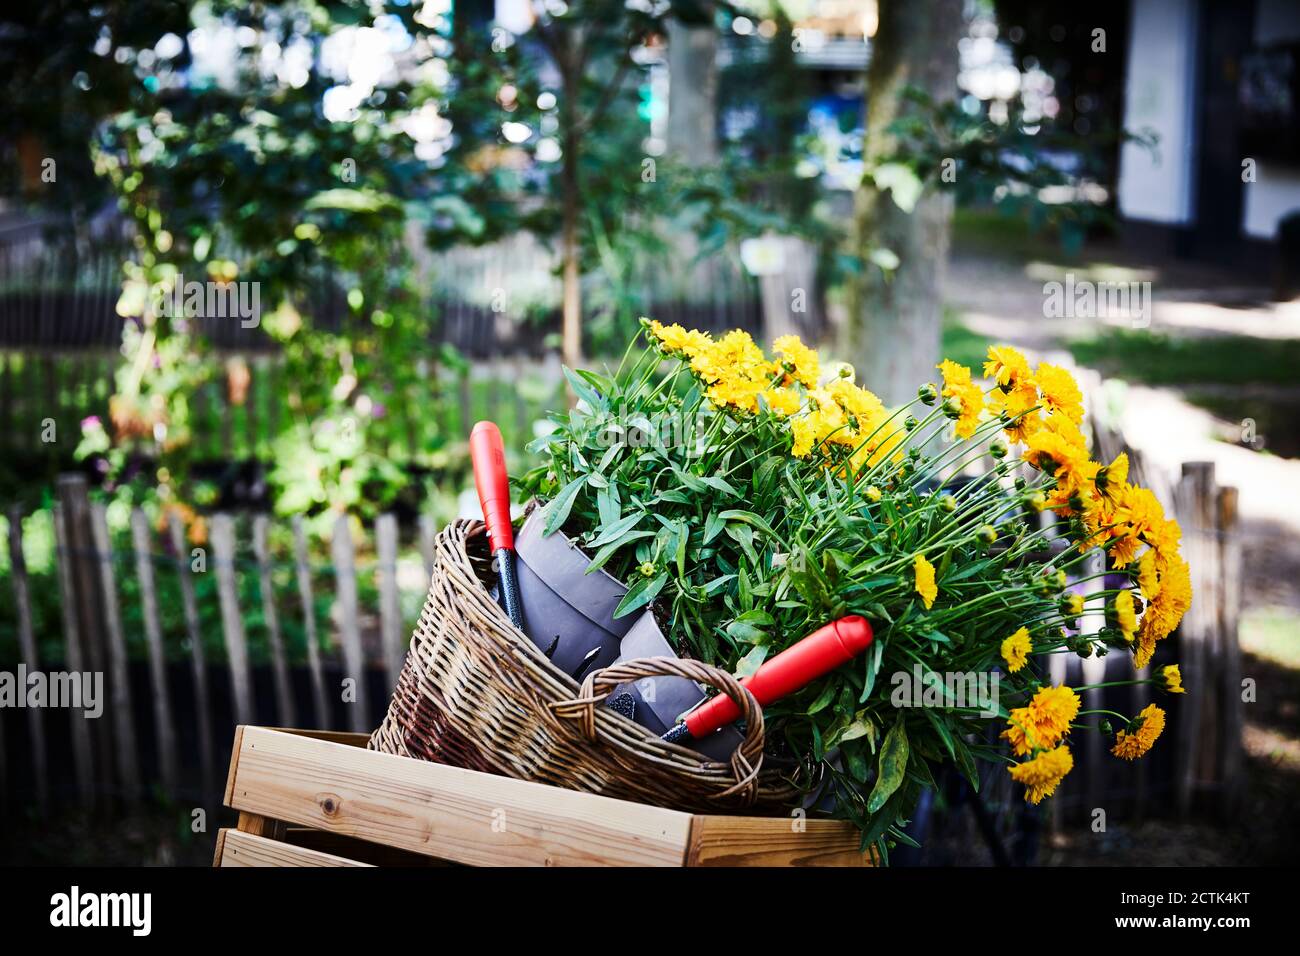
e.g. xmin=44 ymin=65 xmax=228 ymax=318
xmin=1001 ymin=626 xmax=1032 ymax=673
xmin=1134 ymin=551 xmax=1192 ymax=668
xmin=773 ymin=334 xmax=820 ymax=389
xmin=938 ymin=359 xmax=984 ymax=439
xmin=1065 ymin=593 xmax=1085 ymax=616
xmin=1096 ymin=452 xmax=1129 ymax=499
xmin=761 ymin=387 xmax=802 ymax=417
xmin=913 ymin=554 xmax=938 ymax=610
xmin=1111 ymin=704 xmax=1166 ymax=760
xmin=1009 ymin=745 xmax=1074 ymax=804
xmin=1002 ymin=684 xmax=1081 ymax=756
xmin=1025 ymin=426 xmax=1088 ymax=481
xmin=988 ymin=380 xmax=1041 ymax=443
xmin=826 ymin=379 xmax=886 ymax=433
xmin=865 ymin=485 xmax=882 ymax=503
xmin=1159 ymin=664 xmax=1185 ymax=694
xmin=1033 ymin=363 xmax=1084 ymax=424
xmin=983 ymin=344 xmax=1032 ymax=389
xmin=789 ymin=414 xmax=818 ymax=458
xmin=1136 ymin=548 xmax=1161 ymax=602
xmin=1114 ymin=589 xmax=1137 ymax=641
xmin=648 ymin=320 xmax=711 ymax=358
xmin=691 ymin=329 xmax=771 ymax=388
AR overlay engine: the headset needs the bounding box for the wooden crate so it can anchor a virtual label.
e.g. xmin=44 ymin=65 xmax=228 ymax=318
xmin=214 ymin=726 xmax=873 ymax=867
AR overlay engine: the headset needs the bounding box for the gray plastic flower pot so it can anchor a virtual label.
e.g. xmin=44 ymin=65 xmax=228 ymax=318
xmin=510 ymin=507 xmax=634 ymax=681
xmin=611 ymin=611 xmax=745 ymax=763
xmin=507 ymin=506 xmax=744 ymax=763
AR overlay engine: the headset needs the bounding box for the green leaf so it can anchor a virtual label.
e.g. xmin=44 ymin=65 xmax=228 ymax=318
xmin=805 ymin=682 xmax=837 ymax=716
xmin=699 ymin=475 xmax=741 ymax=497
xmin=563 ymin=365 xmax=606 ymax=412
xmin=613 ymin=572 xmax=668 ymax=618
xmin=585 ymin=531 xmax=655 ymax=574
xmin=873 ymin=162 xmax=924 ymax=213
xmin=587 ymin=512 xmax=643 ymax=547
xmin=703 ymin=511 xmax=726 ymax=545
xmin=867 ymin=717 xmax=909 ymax=814
xmin=735 ymin=644 xmax=768 ymax=678
xmin=726 ymin=620 xmax=768 ymax=644
xmin=304 ymin=188 xmax=398 ymax=213
xmin=542 ymin=476 xmax=586 ymax=536
xmin=719 ymin=509 xmax=780 ymax=541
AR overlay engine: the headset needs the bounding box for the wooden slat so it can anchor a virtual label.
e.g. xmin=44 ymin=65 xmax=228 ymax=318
xmin=1217 ymin=486 xmax=1244 ymax=816
xmin=169 ymin=515 xmax=216 ymax=807
xmin=330 ymin=515 xmax=367 ymax=732
xmin=131 ymin=508 xmax=178 ymax=794
xmin=282 ymin=827 xmax=445 ymax=866
xmin=375 ymin=513 xmax=403 ymax=691
xmin=253 ymin=515 xmax=295 ymax=726
xmin=211 ymin=514 xmax=254 ymax=726
xmin=57 ymin=474 xmax=112 ymax=789
xmin=417 ymin=513 xmax=436 ymax=583
xmin=225 ymin=726 xmax=692 ymax=866
xmin=7 ymin=507 xmax=49 ymax=806
xmin=52 ymin=502 xmax=95 ymax=808
xmin=90 ymin=503 xmax=140 ymax=801
xmin=685 ymin=816 xmax=873 ymax=867
xmin=216 ymin=828 xmax=372 ymax=867
xmin=292 ymin=516 xmax=329 ymax=727
xmin=1175 ymin=462 xmax=1215 ymax=816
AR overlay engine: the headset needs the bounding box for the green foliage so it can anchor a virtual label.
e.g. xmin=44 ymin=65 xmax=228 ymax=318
xmin=83 ymin=0 xmax=481 ymax=516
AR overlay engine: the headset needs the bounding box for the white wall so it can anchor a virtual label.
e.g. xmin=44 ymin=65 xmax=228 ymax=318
xmin=1117 ymin=0 xmax=1201 ymax=225
xmin=1244 ymin=0 xmax=1300 ymax=239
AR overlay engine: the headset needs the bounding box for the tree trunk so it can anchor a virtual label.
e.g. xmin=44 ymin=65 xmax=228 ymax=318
xmin=667 ymin=14 xmax=718 ymax=166
xmin=846 ymin=0 xmax=963 ymax=406
xmin=560 ymin=60 xmax=583 ymax=373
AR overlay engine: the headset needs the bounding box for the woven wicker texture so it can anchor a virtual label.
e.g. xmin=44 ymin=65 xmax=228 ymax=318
xmin=369 ymin=519 xmax=802 ymax=813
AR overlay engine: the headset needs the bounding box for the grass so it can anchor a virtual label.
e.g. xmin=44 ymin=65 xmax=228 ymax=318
xmin=1068 ymin=329 xmax=1300 ymax=387
xmin=941 ymin=308 xmax=994 ymax=370
xmin=1242 ymin=606 xmax=1300 ymax=671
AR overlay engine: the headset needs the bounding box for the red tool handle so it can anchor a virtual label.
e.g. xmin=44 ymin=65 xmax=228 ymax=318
xmin=470 ymin=421 xmax=514 ymax=552
xmin=684 ymin=615 xmax=874 ymax=738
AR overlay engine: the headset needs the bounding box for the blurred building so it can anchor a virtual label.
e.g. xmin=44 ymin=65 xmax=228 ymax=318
xmin=1118 ymin=0 xmax=1300 ymax=276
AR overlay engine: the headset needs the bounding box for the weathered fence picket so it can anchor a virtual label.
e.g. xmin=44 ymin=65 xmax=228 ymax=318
xmin=57 ymin=475 xmax=114 ymax=789
xmin=331 ymin=514 xmax=368 ymax=732
xmin=51 ymin=501 xmax=95 ymax=809
xmin=376 ymin=513 xmax=403 ymax=692
xmin=5 ymin=507 xmax=48 ymax=807
xmin=131 ymin=509 xmax=178 ymax=796
xmin=292 ymin=516 xmax=329 ymax=728
xmin=90 ymin=502 xmax=140 ymax=802
xmin=211 ymin=514 xmax=253 ymax=727
xmin=253 ymin=515 xmax=295 ymax=727
xmin=168 ymin=514 xmax=216 ymax=806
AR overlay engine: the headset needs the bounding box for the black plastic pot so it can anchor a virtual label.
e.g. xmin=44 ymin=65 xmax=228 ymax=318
xmin=511 ymin=507 xmax=634 ymax=681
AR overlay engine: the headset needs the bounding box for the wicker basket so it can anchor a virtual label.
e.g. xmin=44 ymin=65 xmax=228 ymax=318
xmin=369 ymin=519 xmax=803 ymax=814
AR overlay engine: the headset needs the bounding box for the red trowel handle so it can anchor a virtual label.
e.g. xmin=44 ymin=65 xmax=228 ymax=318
xmin=470 ymin=421 xmax=513 ymax=551
xmin=683 ymin=615 xmax=874 ymax=739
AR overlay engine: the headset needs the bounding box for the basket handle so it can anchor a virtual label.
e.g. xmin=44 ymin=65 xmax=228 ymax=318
xmin=551 ymin=656 xmax=766 ymax=804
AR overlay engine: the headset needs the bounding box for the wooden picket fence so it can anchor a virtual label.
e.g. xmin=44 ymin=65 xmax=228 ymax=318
xmin=1 ymin=472 xmax=448 ymax=813
xmin=0 ymin=384 xmax=1247 ymax=832
xmin=1058 ymin=371 xmax=1245 ymax=823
